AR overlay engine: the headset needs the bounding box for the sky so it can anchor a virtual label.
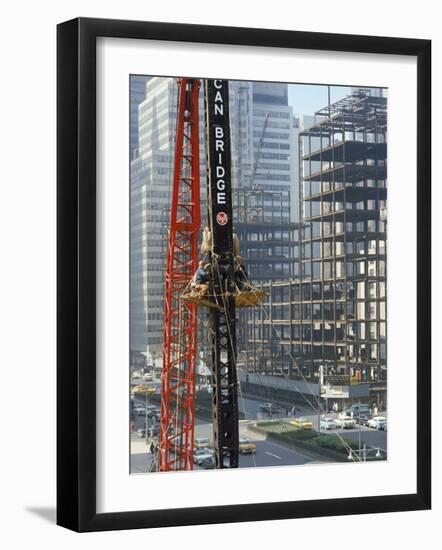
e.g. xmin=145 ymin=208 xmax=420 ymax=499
xmin=288 ymin=84 xmax=352 ymax=119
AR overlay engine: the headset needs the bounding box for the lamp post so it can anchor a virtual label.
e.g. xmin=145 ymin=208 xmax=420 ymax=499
xmin=317 ymin=365 xmax=323 ymax=434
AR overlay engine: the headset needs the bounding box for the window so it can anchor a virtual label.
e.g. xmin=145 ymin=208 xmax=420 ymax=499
xmin=368 ymin=302 xmax=377 ymax=319
xmin=313 ymin=304 xmax=322 ymax=319
xmin=369 ymin=322 xmax=377 ymax=340
xmin=368 ymin=282 xmax=377 ymax=299
xmin=357 ymin=281 xmax=365 ymax=299
xmin=292 ymin=304 xmax=301 ymax=320
xmin=312 ymin=283 xmax=321 ymax=300
xmin=379 ymin=282 xmax=386 ymax=298
xmin=356 ymin=261 xmax=365 ymax=275
xmin=312 ymin=261 xmax=321 ymax=279
xmin=357 ymin=302 xmax=365 ymax=320
xmin=380 ymin=302 xmax=386 ymax=320
xmin=324 ymin=303 xmax=333 ymax=320
xmin=312 ymin=242 xmax=321 ymax=259
xmin=302 ymin=304 xmax=311 ymax=320
xmin=336 ymin=261 xmax=344 ymax=279
xmin=380 ymin=322 xmax=386 ymax=340
xmin=323 ymin=284 xmax=334 ymax=300
xmin=368 ymin=240 xmax=377 ymax=254
xmin=368 ymin=261 xmax=377 ymax=276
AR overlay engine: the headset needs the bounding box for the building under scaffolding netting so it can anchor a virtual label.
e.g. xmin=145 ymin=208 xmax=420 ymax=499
xmin=242 ymin=90 xmax=388 ymax=407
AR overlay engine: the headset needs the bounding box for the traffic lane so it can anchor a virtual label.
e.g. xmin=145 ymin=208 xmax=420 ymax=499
xmin=239 ymin=438 xmax=316 ymax=468
xmin=237 ymin=395 xmax=315 ymax=420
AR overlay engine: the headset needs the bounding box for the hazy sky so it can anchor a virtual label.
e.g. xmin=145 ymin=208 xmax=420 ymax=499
xmin=288 ymin=84 xmax=352 ymax=118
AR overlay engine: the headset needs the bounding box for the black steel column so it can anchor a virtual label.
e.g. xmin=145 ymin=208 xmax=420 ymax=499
xmin=204 ymin=79 xmax=239 ymax=468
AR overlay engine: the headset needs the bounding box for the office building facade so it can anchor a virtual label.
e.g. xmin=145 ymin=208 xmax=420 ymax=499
xmin=130 ymin=77 xmax=299 ymax=359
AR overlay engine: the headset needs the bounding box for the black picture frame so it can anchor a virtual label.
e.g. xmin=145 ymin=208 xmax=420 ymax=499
xmin=57 ymin=17 xmax=431 ymax=532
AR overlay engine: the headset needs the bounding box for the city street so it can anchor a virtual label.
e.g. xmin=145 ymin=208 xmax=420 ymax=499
xmin=130 ymin=393 xmax=387 ymax=473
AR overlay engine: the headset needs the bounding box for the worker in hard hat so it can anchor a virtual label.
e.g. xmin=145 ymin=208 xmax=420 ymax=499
xmin=191 ymin=260 xmax=209 ymax=296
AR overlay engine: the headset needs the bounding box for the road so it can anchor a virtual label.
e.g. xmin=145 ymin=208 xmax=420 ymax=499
xmin=130 ymin=393 xmax=387 ymax=473
xmin=130 ymin=419 xmax=324 ymax=474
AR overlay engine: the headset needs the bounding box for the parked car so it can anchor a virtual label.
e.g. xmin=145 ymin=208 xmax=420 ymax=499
xmin=239 ymin=439 xmax=256 ymax=454
xmin=194 ymin=436 xmax=210 ymax=449
xmin=320 ymin=417 xmax=336 ymax=430
xmin=134 ymin=405 xmax=146 ymax=416
xmin=143 ymin=372 xmax=153 ymax=381
xmin=199 ymin=456 xmax=216 ymax=469
xmin=345 ymin=404 xmax=370 ymax=417
xmin=335 ymin=415 xmax=357 ymax=429
xmin=367 ymin=416 xmax=387 ymax=430
xmin=259 ymin=402 xmax=281 ymax=415
xmin=147 ymin=407 xmax=161 ymax=419
xmin=357 ymin=413 xmax=372 ymax=426
xmin=290 ymin=417 xmax=314 ymax=430
xmin=193 ymin=447 xmax=214 ymax=465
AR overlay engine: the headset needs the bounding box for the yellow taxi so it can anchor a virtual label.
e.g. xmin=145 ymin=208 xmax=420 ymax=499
xmin=290 ymin=417 xmax=314 ymax=430
xmin=131 ymin=384 xmax=156 ymax=397
xmin=239 ymin=439 xmax=256 ymax=454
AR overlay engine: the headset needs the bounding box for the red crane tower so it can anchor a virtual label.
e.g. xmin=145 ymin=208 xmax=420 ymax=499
xmin=158 ymin=79 xmax=201 ymax=471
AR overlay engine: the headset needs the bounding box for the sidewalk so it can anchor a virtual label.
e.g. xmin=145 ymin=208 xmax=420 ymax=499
xmin=130 ymin=434 xmax=150 ymax=455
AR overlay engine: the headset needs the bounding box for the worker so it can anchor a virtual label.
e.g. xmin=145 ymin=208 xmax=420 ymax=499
xmin=235 ymin=255 xmax=248 ymax=291
xmin=192 ymin=260 xmax=209 ymax=296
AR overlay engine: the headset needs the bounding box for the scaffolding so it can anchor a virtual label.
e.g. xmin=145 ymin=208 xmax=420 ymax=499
xmin=245 ymin=90 xmax=388 ymax=405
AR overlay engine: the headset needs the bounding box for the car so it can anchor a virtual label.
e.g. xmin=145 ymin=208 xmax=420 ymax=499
xmin=357 ymin=413 xmax=372 ymax=426
xmin=335 ymin=415 xmax=357 ymax=429
xmin=199 ymin=456 xmax=216 ymax=469
xmin=367 ymin=416 xmax=387 ymax=430
xmin=143 ymin=372 xmax=153 ymax=381
xmin=194 ymin=436 xmax=210 ymax=449
xmin=239 ymin=439 xmax=256 ymax=454
xmin=259 ymin=402 xmax=282 ymax=414
xmin=345 ymin=404 xmax=370 ymax=417
xmin=131 ymin=371 xmax=141 ymax=380
xmin=320 ymin=417 xmax=336 ymax=430
xmin=133 ymin=405 xmax=146 ymax=416
xmin=290 ymin=417 xmax=314 ymax=430
xmin=147 ymin=407 xmax=161 ymax=419
xmin=193 ymin=447 xmax=214 ymax=465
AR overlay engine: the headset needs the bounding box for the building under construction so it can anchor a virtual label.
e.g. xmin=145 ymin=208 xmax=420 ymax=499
xmin=243 ymin=90 xmax=387 ymax=407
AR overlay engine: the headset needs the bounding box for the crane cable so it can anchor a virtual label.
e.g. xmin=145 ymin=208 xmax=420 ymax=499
xmin=215 ymin=256 xmax=360 ymax=461
xmin=240 ymin=275 xmax=361 ymax=461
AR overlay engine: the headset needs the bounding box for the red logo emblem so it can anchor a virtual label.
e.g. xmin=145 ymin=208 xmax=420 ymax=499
xmin=216 ymin=212 xmax=228 ymax=225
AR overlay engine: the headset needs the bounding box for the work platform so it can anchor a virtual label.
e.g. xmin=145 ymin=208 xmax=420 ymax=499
xmin=181 ymin=289 xmax=267 ymax=309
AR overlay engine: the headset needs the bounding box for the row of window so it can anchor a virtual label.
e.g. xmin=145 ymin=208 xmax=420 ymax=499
xmin=302 ymin=179 xmax=387 ymax=196
xmin=268 ymin=280 xmax=386 ymax=303
xmin=301 ymin=239 xmax=386 ymax=259
xmin=303 ymin=219 xmax=387 ymax=239
xmin=250 ymin=321 xmax=385 ymax=344
xmin=301 ymin=259 xmax=386 ymax=279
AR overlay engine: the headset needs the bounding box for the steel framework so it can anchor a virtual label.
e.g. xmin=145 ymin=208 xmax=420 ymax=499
xmin=159 ymin=79 xmax=201 ymax=471
xmin=205 ymin=79 xmax=239 ymax=468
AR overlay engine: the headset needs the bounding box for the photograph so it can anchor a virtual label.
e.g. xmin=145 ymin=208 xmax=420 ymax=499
xmin=129 ymin=76 xmax=388 ymax=474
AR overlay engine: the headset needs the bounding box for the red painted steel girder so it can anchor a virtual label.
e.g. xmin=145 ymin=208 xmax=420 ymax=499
xmin=159 ymin=79 xmax=201 ymax=471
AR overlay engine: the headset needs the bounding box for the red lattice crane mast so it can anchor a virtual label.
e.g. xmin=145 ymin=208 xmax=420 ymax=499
xmin=158 ymin=79 xmax=201 ymax=471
